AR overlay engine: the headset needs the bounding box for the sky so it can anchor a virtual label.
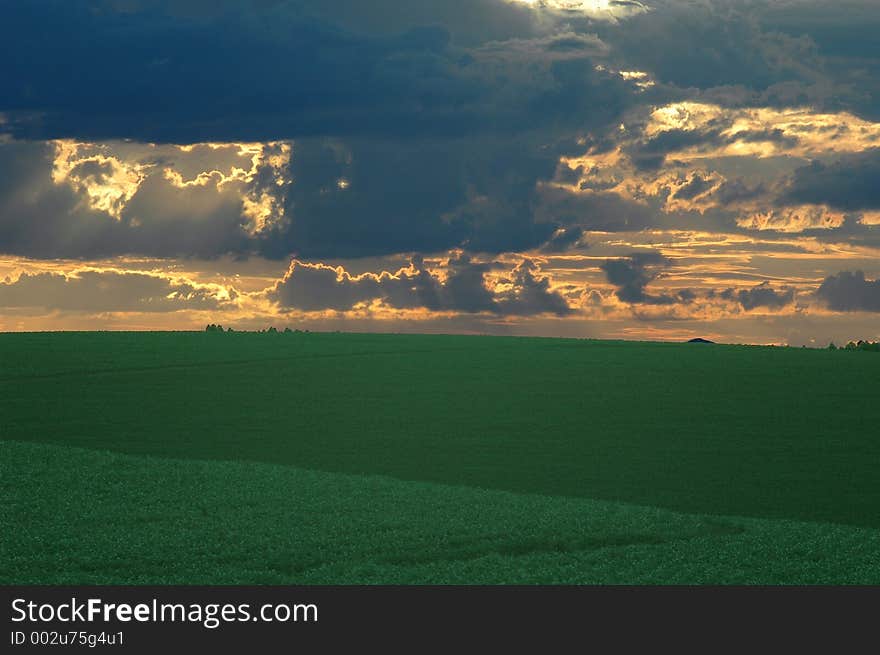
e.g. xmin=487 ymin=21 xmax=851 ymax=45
xmin=1 ymin=0 xmax=879 ymax=345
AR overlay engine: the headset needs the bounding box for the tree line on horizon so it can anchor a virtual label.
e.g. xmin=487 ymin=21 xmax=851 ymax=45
xmin=205 ymin=324 xmax=308 ymax=334
xmin=204 ymin=324 xmax=878 ymax=350
xmin=828 ymin=340 xmax=880 ymax=352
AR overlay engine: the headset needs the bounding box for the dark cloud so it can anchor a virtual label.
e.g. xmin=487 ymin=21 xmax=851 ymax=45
xmin=495 ymin=259 xmax=573 ymax=316
xmin=270 ymin=254 xmax=572 ymax=316
xmin=69 ymin=160 xmax=115 ymax=182
xmin=816 ymin=271 xmax=880 ymax=312
xmin=712 ymin=178 xmax=768 ymax=205
xmin=537 ymin=0 xmax=879 ymax=129
xmin=604 ymin=2 xmax=822 ymax=94
xmin=260 ymin=137 xmax=564 ymax=260
xmin=254 ymin=0 xmax=541 ymax=46
xmin=720 ymin=281 xmax=795 ymax=311
xmin=759 ymin=0 xmax=880 ymax=120
xmin=536 ymin=186 xmax=663 ymax=233
xmin=0 ymin=270 xmax=230 ymax=312
xmin=600 ymin=252 xmax=678 ymax=305
xmin=251 ymin=64 xmax=634 ymax=260
xmin=268 ymin=261 xmax=382 ymax=312
xmin=783 ymin=149 xmax=880 ymax=212
xmin=597 ymin=0 xmax=880 ymax=119
xmin=440 ymin=253 xmax=498 ymax=313
xmin=673 ymin=172 xmax=714 ymax=201
xmin=0 ymin=0 xmax=649 ymax=261
xmin=0 ymin=1 xmax=630 ymax=143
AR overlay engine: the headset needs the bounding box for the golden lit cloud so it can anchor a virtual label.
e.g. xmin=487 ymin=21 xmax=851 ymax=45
xmin=52 ymin=141 xmax=147 ymax=219
xmin=549 ymin=102 xmax=880 ymax=233
xmin=644 ymin=103 xmax=880 ymax=160
xmin=736 ymin=205 xmax=847 ymax=232
xmin=618 ymin=70 xmax=655 ymax=90
xmin=50 ymin=139 xmax=291 ymax=234
xmin=859 ymin=211 xmax=880 ymax=226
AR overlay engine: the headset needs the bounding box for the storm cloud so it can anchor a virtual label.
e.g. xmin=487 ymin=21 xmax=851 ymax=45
xmin=0 ymin=0 xmax=648 ymax=261
xmin=0 ymin=0 xmax=879 ymax=341
xmin=0 ymin=0 xmax=630 ymax=143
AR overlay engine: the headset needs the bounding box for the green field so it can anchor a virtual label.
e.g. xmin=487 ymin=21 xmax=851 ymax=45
xmin=2 ymin=332 xmax=879 ymax=584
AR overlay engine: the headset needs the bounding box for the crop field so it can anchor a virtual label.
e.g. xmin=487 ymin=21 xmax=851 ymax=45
xmin=2 ymin=331 xmax=879 ymax=584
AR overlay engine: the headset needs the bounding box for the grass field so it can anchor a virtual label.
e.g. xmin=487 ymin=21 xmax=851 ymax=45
xmin=2 ymin=331 xmax=879 ymax=584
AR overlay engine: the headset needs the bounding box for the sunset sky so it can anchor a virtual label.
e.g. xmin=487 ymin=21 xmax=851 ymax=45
xmin=1 ymin=0 xmax=879 ymax=344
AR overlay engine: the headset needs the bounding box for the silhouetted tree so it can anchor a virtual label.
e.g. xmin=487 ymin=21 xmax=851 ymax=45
xmin=840 ymin=340 xmax=879 ymax=352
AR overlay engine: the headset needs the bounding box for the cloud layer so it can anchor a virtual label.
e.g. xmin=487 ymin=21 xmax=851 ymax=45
xmin=0 ymin=0 xmax=879 ymax=343
xmin=0 ymin=269 xmax=233 ymax=313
